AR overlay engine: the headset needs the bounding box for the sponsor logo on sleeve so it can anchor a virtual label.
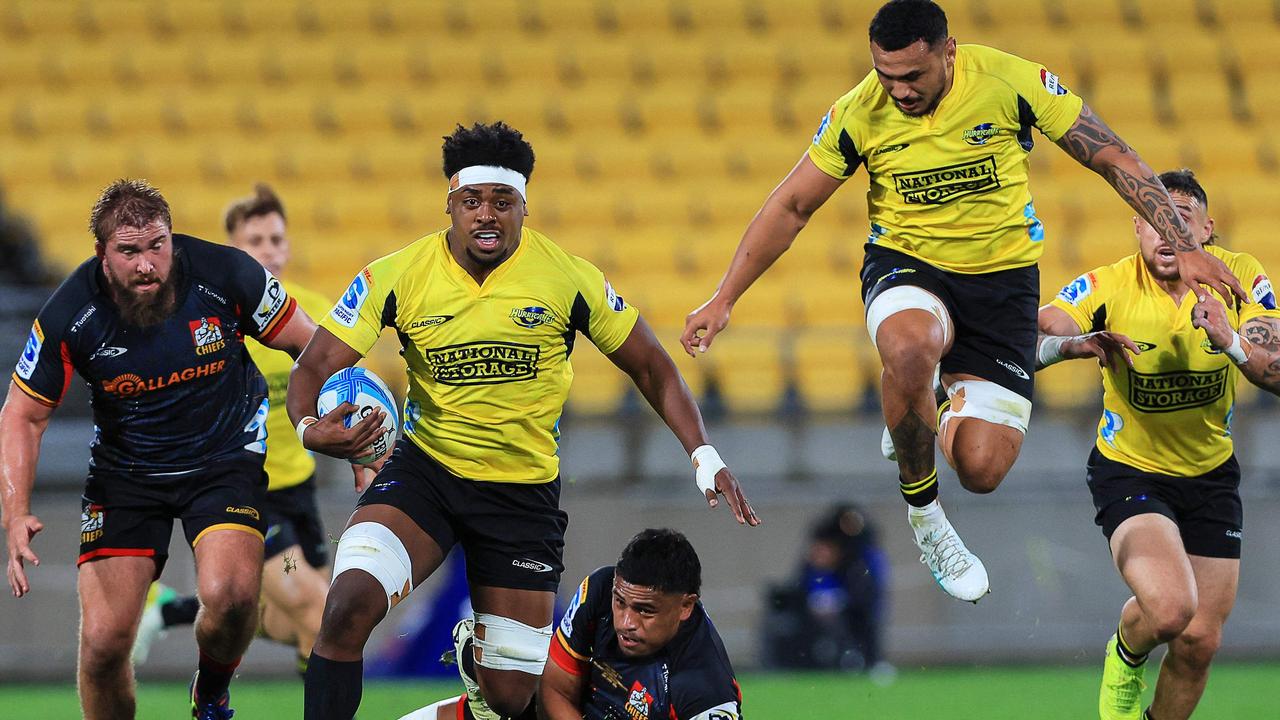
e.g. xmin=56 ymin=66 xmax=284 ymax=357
xmin=604 ymin=279 xmax=625 ymax=311
xmin=559 ymin=576 xmax=589 ymax=636
xmin=691 ymin=701 xmax=742 ymax=720
xmin=253 ymin=268 xmax=288 ymax=331
xmin=811 ymin=106 xmax=834 ymax=145
xmin=16 ymin=321 xmax=43 ymax=380
xmin=1056 ymin=273 xmax=1095 ymax=305
xmin=1040 ymin=68 xmax=1069 ymax=95
xmin=331 ymin=272 xmax=370 ymax=328
xmin=1252 ymin=274 xmax=1276 ymax=310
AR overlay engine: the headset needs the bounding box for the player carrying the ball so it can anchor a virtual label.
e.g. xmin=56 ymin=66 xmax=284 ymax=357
xmin=288 ymin=121 xmax=760 ymax=720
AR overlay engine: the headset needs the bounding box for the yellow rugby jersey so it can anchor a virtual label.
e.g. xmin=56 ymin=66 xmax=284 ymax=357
xmin=248 ymin=280 xmax=332 ymax=491
xmin=321 ymin=227 xmax=639 ymax=484
xmin=809 ymin=44 xmax=1084 ymax=274
xmin=1049 ymin=246 xmax=1280 ymax=476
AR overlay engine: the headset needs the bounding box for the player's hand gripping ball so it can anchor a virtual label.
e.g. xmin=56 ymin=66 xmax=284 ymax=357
xmin=317 ymin=367 xmax=399 ymax=465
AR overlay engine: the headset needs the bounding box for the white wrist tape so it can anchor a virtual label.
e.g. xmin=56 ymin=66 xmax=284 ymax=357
xmin=1036 ymin=335 xmax=1069 ymax=369
xmin=691 ymin=445 xmax=726 ymax=496
xmin=295 ymin=416 xmax=318 ymax=445
xmin=1225 ymin=332 xmax=1250 ymax=365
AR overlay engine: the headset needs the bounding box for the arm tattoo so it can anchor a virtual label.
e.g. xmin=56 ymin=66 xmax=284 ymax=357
xmin=1240 ymin=317 xmax=1280 ymax=395
xmin=1056 ymin=105 xmax=1197 ymax=252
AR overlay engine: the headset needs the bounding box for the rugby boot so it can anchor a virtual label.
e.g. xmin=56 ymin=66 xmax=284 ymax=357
xmin=909 ymin=502 xmax=990 ymax=602
xmin=1099 ymin=634 xmax=1146 ymax=720
xmin=189 ymin=671 xmax=235 ymax=719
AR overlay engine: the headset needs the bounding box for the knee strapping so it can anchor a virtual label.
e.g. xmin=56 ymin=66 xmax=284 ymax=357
xmin=473 ymin=613 xmax=552 ymax=675
xmin=865 ymin=285 xmax=952 ymax=349
xmin=941 ymin=380 xmax=1032 ymax=434
xmin=332 ymin=522 xmax=413 ymax=612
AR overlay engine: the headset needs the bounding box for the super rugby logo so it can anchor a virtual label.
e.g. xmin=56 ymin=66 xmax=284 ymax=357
xmin=332 ymin=270 xmax=371 ymax=328
xmin=962 ymin=123 xmax=1000 ymax=146
xmin=426 ymin=342 xmax=539 ymax=385
xmin=811 ymin=106 xmax=834 ymax=144
xmin=559 ymin=576 xmax=589 ymax=635
xmin=189 ymin=316 xmax=226 ymax=356
xmin=893 ymin=156 xmax=1000 ymax=204
xmin=1040 ymin=68 xmax=1069 ymax=95
xmin=1057 ymin=273 xmax=1096 ymax=306
xmin=102 ymin=360 xmax=227 ymax=397
xmin=605 ymin=280 xmax=626 ymax=312
xmin=510 ymin=306 xmax=556 ymax=328
xmin=1128 ymin=367 xmax=1228 ymax=413
xmin=16 ymin=321 xmax=42 ymax=380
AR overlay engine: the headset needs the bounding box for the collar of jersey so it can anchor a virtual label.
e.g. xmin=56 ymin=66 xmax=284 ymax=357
xmin=441 ymin=226 xmax=529 ymax=294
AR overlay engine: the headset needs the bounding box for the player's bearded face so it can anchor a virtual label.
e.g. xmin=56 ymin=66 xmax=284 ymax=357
xmin=871 ymin=38 xmax=955 ymax=117
xmin=99 ymin=220 xmax=179 ymax=328
xmin=611 ymin=578 xmax=696 ymax=658
xmin=1135 ymin=192 xmax=1212 ymax=283
xmin=446 ymin=184 xmax=527 ymax=269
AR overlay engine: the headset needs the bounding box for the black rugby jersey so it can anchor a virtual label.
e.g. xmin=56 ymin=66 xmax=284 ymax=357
xmin=12 ymin=234 xmax=297 ymax=474
xmin=550 ymin=566 xmax=742 ymax=720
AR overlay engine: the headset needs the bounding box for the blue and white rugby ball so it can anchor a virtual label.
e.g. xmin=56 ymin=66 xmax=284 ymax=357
xmin=317 ymin=367 xmax=399 ymax=465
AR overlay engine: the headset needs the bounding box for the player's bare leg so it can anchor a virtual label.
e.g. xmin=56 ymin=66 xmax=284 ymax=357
xmin=1147 ymin=555 xmax=1238 ymax=720
xmin=77 ymin=555 xmax=153 ymax=720
xmin=873 ymin=301 xmax=989 ymax=602
xmin=191 ymin=529 xmax=265 ymax=708
xmin=260 ymin=544 xmax=329 ymax=668
xmin=937 ymin=373 xmax=1024 ymax=493
xmin=306 ymin=504 xmax=446 ymax=720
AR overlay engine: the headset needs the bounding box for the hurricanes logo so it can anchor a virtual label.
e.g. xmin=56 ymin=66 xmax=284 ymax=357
xmin=80 ymin=504 xmax=104 ymax=543
xmin=962 ymin=123 xmax=1000 ymax=146
xmin=189 ymin=316 xmax=226 ymax=356
xmin=893 ymin=156 xmax=1000 ymax=204
xmin=510 ymin=306 xmax=556 ymax=328
xmin=1128 ymin=367 xmax=1228 ymax=412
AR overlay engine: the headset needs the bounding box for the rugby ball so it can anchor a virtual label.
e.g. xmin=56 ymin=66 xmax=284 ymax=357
xmin=317 ymin=367 xmax=399 ymax=465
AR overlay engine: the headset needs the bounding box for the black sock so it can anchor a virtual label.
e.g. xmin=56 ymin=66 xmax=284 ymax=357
xmin=900 ymin=469 xmax=939 ymax=507
xmin=1116 ymin=625 xmax=1148 ymax=668
xmin=162 ymin=596 xmax=200 ymax=627
xmin=195 ymin=650 xmax=240 ymax=701
xmin=1143 ymin=710 xmax=1156 ymax=720
xmin=461 ymin=637 xmax=477 ymax=681
xmin=304 ymin=653 xmax=363 ymax=720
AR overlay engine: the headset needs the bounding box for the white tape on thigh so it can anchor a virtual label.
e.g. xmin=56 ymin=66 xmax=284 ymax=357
xmin=332 ymin=522 xmax=413 ymax=612
xmin=941 ymin=380 xmax=1033 ymax=434
xmin=473 ymin=613 xmax=552 ymax=675
xmin=865 ymin=285 xmax=952 ymax=349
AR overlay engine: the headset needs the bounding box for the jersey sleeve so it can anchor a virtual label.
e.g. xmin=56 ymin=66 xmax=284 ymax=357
xmin=549 ymin=569 xmax=609 ymax=676
xmin=12 ymin=313 xmax=71 ymax=407
xmin=998 ymin=53 xmax=1085 ymax=141
xmin=805 ymin=84 xmax=867 ymax=180
xmin=671 ymin=670 xmax=742 ymax=720
xmin=1232 ymin=253 xmax=1280 ymax=326
xmin=320 ymin=264 xmax=395 ymax=357
xmin=566 ymin=258 xmax=639 ymax=355
xmin=224 ymin=248 xmax=297 ymax=343
xmin=1047 ymin=264 xmax=1113 ymax=334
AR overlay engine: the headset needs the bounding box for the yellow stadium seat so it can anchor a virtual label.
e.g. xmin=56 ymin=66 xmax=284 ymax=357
xmin=1211 ymin=0 xmax=1278 ymax=29
xmin=1035 ymin=358 xmax=1104 ymax=410
xmin=566 ymin=338 xmax=629 ymax=415
xmin=702 ymin=330 xmax=788 ymax=414
xmin=1128 ymin=0 xmax=1213 ymax=29
xmin=1054 ymin=0 xmax=1129 ymax=28
xmin=793 ymin=329 xmax=876 ymax=414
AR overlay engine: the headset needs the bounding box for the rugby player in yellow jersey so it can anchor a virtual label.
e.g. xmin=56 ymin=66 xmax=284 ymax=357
xmin=1038 ymin=170 xmax=1280 ymax=720
xmin=681 ymin=0 xmax=1245 ymax=602
xmin=286 ymin=122 xmax=759 ymax=720
xmin=132 ymin=185 xmax=338 ymax=675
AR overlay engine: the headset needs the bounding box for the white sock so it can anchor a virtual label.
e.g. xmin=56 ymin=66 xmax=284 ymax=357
xmin=908 ymin=499 xmax=943 ymax=523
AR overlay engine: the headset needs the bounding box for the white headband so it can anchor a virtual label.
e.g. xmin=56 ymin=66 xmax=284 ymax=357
xmin=448 ymin=165 xmax=527 ymax=201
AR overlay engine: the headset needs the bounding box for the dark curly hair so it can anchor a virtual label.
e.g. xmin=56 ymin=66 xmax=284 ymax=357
xmin=441 ymin=121 xmax=535 ymax=181
xmin=616 ymin=528 xmax=701 ymax=596
xmin=869 ymin=0 xmax=948 ymax=51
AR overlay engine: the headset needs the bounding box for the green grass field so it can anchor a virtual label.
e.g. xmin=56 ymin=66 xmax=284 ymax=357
xmin=4 ymin=663 xmax=1276 ymax=719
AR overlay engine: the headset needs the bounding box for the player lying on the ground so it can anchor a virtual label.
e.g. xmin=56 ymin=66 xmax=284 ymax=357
xmin=1 ymin=179 xmax=316 ymax=720
xmin=681 ymin=0 xmax=1245 ymax=604
xmin=401 ymin=528 xmax=741 ymax=720
xmin=289 ymin=121 xmax=759 ymax=720
xmin=1037 ymin=169 xmax=1280 ymax=720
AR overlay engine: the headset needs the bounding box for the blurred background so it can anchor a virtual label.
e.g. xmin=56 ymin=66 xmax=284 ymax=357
xmin=1 ymin=0 xmax=1279 ymax=713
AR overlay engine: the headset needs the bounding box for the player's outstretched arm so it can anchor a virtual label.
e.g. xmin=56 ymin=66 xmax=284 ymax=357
xmin=1054 ymin=104 xmax=1246 ymax=304
xmin=1035 ymin=305 xmax=1140 ymax=371
xmin=287 ymin=327 xmax=387 ymax=463
xmin=1 ymin=382 xmax=55 ymax=597
xmin=538 ymin=654 xmax=588 ymax=720
xmin=680 ymin=155 xmax=843 ymax=357
xmin=1193 ymin=297 xmax=1280 ymax=396
xmin=609 ymin=319 xmax=760 ymax=526
xmin=259 ymin=304 xmax=317 ymax=359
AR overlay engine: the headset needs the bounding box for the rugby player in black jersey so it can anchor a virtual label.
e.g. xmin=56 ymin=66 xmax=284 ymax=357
xmin=0 ymin=180 xmax=375 ymax=719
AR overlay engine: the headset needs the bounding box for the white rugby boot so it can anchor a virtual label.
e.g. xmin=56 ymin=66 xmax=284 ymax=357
xmin=908 ymin=501 xmax=990 ymax=602
xmin=451 ymin=618 xmax=502 ymax=720
xmin=131 ymin=582 xmax=175 ymax=664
